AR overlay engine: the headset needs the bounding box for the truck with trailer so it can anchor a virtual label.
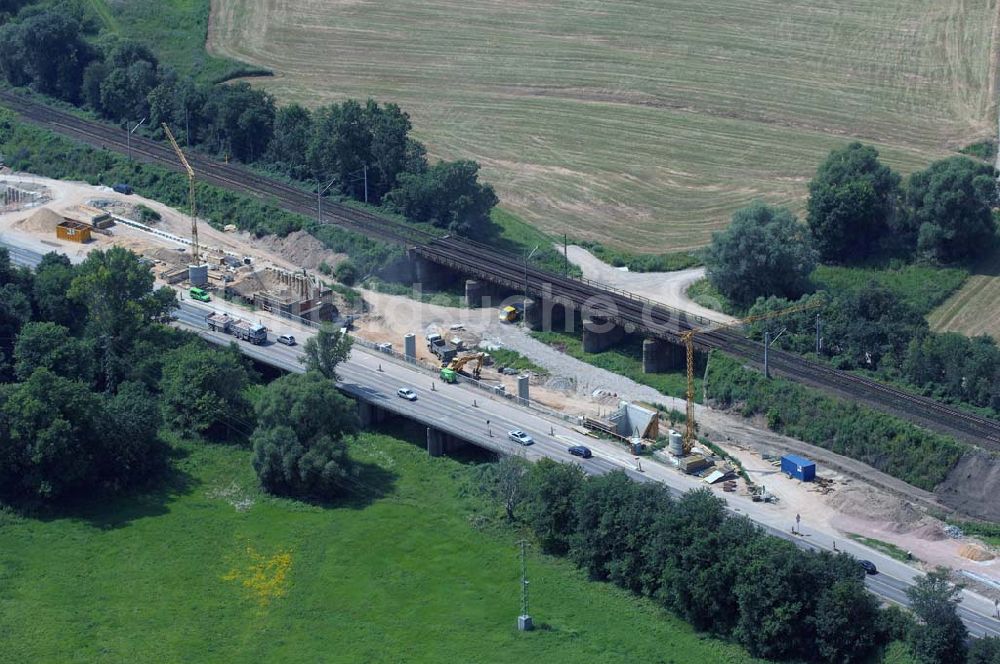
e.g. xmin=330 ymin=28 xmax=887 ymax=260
xmin=206 ymin=312 xmax=268 ymax=345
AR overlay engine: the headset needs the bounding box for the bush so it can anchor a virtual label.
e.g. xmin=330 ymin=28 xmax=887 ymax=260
xmin=705 ymin=353 xmax=964 ymax=490
xmin=334 ymin=261 xmax=358 ymax=286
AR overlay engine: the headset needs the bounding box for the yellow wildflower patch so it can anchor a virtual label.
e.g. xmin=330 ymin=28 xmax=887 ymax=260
xmin=223 ymin=544 xmax=292 ymax=607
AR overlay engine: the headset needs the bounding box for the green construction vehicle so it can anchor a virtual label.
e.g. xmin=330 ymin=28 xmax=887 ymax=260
xmin=440 ymin=367 xmax=457 ymax=383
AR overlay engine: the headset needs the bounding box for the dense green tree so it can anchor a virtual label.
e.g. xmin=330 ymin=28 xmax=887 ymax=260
xmin=202 ymin=82 xmax=275 ymax=162
xmin=906 ymin=568 xmax=968 ymax=664
xmin=822 ymin=283 xmax=927 ymax=370
xmin=13 ymin=321 xmax=94 ymax=383
xmin=160 ymin=342 xmax=252 ymax=439
xmin=968 ymin=636 xmax=1000 ymax=664
xmin=24 ymin=12 xmax=92 ymax=101
xmin=705 ymin=202 xmax=817 ymax=308
xmin=807 ymin=143 xmax=900 ymax=263
xmin=96 ymin=40 xmax=160 ymax=122
xmin=905 ymin=156 xmax=998 ymax=263
xmin=254 ymin=371 xmax=358 ymax=443
xmin=97 ymin=380 xmax=164 ymax=489
xmin=31 ymin=251 xmax=77 ymax=329
xmin=251 ymin=372 xmax=357 ymax=498
xmin=523 ymin=458 xmax=585 ymax=554
xmin=299 ymin=324 xmax=353 ymax=381
xmin=384 ymin=160 xmax=498 ymax=236
xmin=308 ymin=99 xmax=371 ymax=199
xmin=266 ymin=103 xmax=313 ymax=179
xmin=0 ymin=282 xmax=32 ymax=381
xmin=0 ymin=368 xmax=100 ymax=501
xmin=68 ymin=247 xmax=175 ymax=388
xmin=814 ymin=579 xmax=881 ymax=663
xmin=903 ymin=332 xmax=1000 ymax=410
xmin=569 ymin=471 xmax=638 ymax=581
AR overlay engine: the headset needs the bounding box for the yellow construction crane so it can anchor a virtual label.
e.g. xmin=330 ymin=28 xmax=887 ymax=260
xmin=162 ymin=123 xmax=200 ymax=264
xmin=679 ymin=298 xmax=824 ymax=455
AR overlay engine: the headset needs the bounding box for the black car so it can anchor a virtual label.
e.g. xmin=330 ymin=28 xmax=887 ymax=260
xmin=568 ymin=445 xmax=592 ymax=459
xmin=859 ymin=560 xmax=878 ymax=575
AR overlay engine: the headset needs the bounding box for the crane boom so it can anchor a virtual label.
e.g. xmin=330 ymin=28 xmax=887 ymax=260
xmin=680 ymin=298 xmax=824 ymax=455
xmin=161 ymin=123 xmax=199 ymax=263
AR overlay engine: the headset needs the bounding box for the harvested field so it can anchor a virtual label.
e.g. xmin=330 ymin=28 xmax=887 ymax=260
xmin=929 ymin=247 xmax=1000 ymax=340
xmin=209 ymin=0 xmax=998 ymax=251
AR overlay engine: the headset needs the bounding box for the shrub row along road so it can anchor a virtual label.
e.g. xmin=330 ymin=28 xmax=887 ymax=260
xmin=3 ymin=90 xmax=998 ymax=450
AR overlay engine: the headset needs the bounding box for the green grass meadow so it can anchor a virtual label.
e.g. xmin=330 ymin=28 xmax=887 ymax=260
xmin=0 ymin=422 xmax=761 ymax=663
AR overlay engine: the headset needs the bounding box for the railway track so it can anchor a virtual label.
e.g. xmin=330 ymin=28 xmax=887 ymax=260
xmin=4 ymin=90 xmax=999 ymax=450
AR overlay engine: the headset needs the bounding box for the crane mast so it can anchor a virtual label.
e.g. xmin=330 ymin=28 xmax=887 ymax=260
xmin=680 ymin=299 xmax=824 ymax=455
xmin=161 ymin=123 xmax=199 ymax=264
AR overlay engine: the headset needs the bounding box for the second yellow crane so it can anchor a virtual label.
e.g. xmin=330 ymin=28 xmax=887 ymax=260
xmin=679 ymin=299 xmax=824 ymax=456
xmin=162 ymin=123 xmax=200 ymax=264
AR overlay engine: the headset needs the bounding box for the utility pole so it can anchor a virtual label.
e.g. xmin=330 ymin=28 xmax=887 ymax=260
xmin=127 ymin=117 xmax=146 ymax=161
xmin=815 ymin=314 xmax=822 ymax=355
xmin=363 ymin=165 xmax=368 ymax=204
xmin=517 ymin=540 xmax=533 ymax=631
xmin=317 ymin=177 xmax=337 ymax=225
xmin=523 ymin=245 xmax=538 ymax=327
xmin=764 ymin=327 xmax=786 ymax=379
xmin=563 ymin=233 xmax=568 ymax=276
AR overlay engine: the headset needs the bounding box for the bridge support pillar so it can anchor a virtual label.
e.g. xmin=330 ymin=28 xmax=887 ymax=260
xmin=523 ymin=294 xmax=571 ymax=332
xmin=465 ymin=280 xmax=485 ymax=308
xmin=358 ymin=402 xmax=386 ymax=428
xmin=642 ymin=338 xmax=685 ymax=373
xmin=408 ymin=249 xmax=454 ymax=291
xmin=517 ymin=374 xmax=530 ymax=405
xmin=427 ymin=427 xmax=444 ymax=457
xmin=582 ymin=315 xmax=625 ymax=353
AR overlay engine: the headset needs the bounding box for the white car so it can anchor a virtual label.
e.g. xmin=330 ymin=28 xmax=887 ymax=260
xmin=396 ymin=388 xmax=417 ymax=401
xmin=508 ymin=429 xmax=534 ymax=446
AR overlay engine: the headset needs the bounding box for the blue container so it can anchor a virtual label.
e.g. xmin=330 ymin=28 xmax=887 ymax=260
xmin=780 ymin=454 xmax=816 ymax=482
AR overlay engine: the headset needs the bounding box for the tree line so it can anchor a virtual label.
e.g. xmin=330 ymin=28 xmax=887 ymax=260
xmin=0 ymin=2 xmax=498 ymax=237
xmin=0 ymin=246 xmax=361 ymax=506
xmin=472 ymin=456 xmax=998 ymax=664
xmin=705 ymin=143 xmax=999 ymax=418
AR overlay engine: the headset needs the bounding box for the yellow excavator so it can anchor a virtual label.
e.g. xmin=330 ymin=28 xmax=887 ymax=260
xmin=440 ymin=353 xmax=486 ymax=383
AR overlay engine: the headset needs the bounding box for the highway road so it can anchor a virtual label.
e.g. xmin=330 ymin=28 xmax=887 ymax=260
xmin=4 ymin=238 xmax=1000 ymax=637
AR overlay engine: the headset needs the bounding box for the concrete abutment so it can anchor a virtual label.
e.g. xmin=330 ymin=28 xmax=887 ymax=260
xmin=642 ymin=338 xmax=686 ymax=373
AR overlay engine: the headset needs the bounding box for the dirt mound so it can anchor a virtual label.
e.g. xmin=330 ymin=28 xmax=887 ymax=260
xmin=908 ymin=522 xmax=949 ymax=541
xmin=827 ymin=486 xmax=923 ymax=525
xmin=16 ymin=206 xmax=63 ymax=233
xmin=959 ymin=544 xmax=995 ymax=561
xmin=246 ymin=230 xmax=346 ymax=270
xmin=935 ymin=451 xmax=1000 ymax=521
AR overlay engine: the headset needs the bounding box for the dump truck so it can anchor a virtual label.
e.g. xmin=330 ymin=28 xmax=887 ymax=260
xmin=426 ymin=332 xmax=458 ymax=363
xmin=206 ymin=312 xmax=268 ymax=345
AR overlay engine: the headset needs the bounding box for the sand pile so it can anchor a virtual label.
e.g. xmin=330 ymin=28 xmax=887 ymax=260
xmin=828 ymin=486 xmax=923 ymax=525
xmin=959 ymin=544 xmax=995 ymax=561
xmin=17 ymin=207 xmax=63 ymax=233
xmin=246 ymin=229 xmax=346 ymax=270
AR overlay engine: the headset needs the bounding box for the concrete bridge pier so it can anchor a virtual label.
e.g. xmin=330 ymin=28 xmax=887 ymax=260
xmin=408 ymin=249 xmax=455 ymax=291
xmin=427 ymin=428 xmax=467 ymax=456
xmin=358 ymin=402 xmax=388 ymax=428
xmin=582 ymin=315 xmax=625 ymax=353
xmin=427 ymin=427 xmax=444 ymax=457
xmin=523 ymin=295 xmax=572 ymax=332
xmin=642 ymin=338 xmax=686 ymax=373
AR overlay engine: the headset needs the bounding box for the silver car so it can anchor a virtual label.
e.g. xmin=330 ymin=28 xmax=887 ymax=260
xmin=508 ymin=430 xmax=534 ymax=446
xmin=396 ymin=388 xmax=417 ymax=401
